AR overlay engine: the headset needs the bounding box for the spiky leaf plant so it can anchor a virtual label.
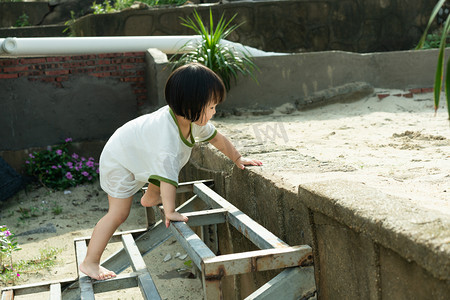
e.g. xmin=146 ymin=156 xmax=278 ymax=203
xmin=170 ymin=9 xmax=258 ymax=91
xmin=416 ymin=0 xmax=450 ymax=120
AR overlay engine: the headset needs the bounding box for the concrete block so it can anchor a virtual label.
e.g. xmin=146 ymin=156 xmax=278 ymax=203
xmin=379 ymin=246 xmax=450 ymax=300
xmin=313 ymin=212 xmax=379 ymax=300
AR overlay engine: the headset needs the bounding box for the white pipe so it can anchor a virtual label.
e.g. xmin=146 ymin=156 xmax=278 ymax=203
xmin=0 ymin=36 xmax=284 ymax=57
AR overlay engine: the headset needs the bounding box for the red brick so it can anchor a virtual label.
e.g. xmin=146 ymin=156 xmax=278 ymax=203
xmin=377 ymin=93 xmax=389 ymax=100
xmin=91 ymin=72 xmax=111 ymax=77
xmin=409 ymin=88 xmax=422 ymax=94
xmin=45 ymin=69 xmax=69 ymax=76
xmin=46 ymin=57 xmax=66 ymax=62
xmin=0 ymin=59 xmax=18 ymax=66
xmin=421 ymin=87 xmax=433 ymax=93
xmin=0 ymin=73 xmax=19 ymax=79
xmin=20 ymin=58 xmax=46 ymax=64
xmin=121 ymin=64 xmax=138 ymax=70
xmin=402 ymin=93 xmax=413 ymax=98
xmin=3 ymin=65 xmax=29 ymax=72
xmin=393 ymin=93 xmax=402 ymax=97
xmin=124 ymin=52 xmax=145 ymax=56
xmin=40 ymin=77 xmax=56 ymax=82
xmin=97 ymin=59 xmax=111 ymax=65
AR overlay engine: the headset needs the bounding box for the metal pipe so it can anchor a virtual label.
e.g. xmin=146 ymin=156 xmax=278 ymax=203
xmin=0 ymin=36 xmax=282 ymax=57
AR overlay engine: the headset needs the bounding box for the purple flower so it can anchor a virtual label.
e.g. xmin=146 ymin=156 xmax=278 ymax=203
xmin=88 ymin=176 xmax=93 ymax=181
xmin=65 ymin=137 xmax=72 ymax=142
xmin=51 ymin=165 xmax=58 ymax=169
xmin=65 ymin=172 xmax=73 ymax=180
xmin=67 ymin=162 xmax=73 ymax=169
xmin=56 ymin=149 xmax=63 ymax=155
xmin=86 ymin=161 xmax=94 ymax=168
xmin=81 ymin=171 xmax=89 ymax=177
xmin=4 ymin=230 xmax=11 ymax=237
xmin=81 ymin=157 xmax=86 ymax=161
xmin=16 ymin=273 xmax=20 ymax=277
xmin=29 ymin=153 xmax=35 ymax=158
xmin=96 ymin=168 xmax=99 ymax=174
xmin=72 ymin=153 xmax=79 ymax=159
xmin=25 ymin=160 xmax=30 ymax=164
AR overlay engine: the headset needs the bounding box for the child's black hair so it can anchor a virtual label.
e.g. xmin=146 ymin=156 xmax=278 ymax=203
xmin=165 ymin=63 xmax=226 ymax=122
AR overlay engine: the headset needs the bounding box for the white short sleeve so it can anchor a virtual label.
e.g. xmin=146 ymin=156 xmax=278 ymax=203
xmin=192 ymin=121 xmax=217 ymax=143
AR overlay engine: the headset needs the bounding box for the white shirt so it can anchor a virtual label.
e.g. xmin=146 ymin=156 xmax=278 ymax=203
xmin=101 ymin=105 xmax=216 ymax=187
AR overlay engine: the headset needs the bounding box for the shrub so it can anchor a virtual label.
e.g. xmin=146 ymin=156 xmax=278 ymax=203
xmin=24 ymin=138 xmax=99 ymax=190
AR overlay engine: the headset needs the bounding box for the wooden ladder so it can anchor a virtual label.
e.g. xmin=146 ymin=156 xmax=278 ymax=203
xmin=1 ymin=180 xmax=316 ymax=299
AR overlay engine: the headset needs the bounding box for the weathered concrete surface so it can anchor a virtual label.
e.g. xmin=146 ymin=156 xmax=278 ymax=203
xmin=181 ymin=143 xmax=450 ymax=299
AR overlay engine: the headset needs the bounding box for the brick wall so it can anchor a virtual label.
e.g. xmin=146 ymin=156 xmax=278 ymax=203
xmin=0 ymin=52 xmax=147 ymax=107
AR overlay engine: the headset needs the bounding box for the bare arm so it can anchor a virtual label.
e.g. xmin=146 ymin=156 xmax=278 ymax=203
xmin=160 ymin=181 xmax=188 ymax=227
xmin=209 ymin=131 xmax=262 ymax=169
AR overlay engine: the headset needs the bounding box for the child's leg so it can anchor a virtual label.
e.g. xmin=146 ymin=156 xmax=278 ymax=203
xmin=79 ymin=195 xmax=133 ymax=280
xmin=140 ymin=183 xmax=162 ymax=207
xmin=160 ymin=181 xmax=188 ymax=227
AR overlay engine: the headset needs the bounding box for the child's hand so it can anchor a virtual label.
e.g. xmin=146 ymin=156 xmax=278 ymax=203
xmin=234 ymin=156 xmax=263 ymax=170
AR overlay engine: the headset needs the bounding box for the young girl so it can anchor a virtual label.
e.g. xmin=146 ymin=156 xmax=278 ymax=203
xmin=79 ymin=63 xmax=263 ymax=280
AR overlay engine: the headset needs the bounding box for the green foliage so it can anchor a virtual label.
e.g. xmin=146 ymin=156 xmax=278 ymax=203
xmin=421 ymin=32 xmax=450 ymax=49
xmin=14 ymin=13 xmax=30 ymax=27
xmin=63 ymin=10 xmax=77 ymax=36
xmin=91 ymin=0 xmax=186 ymax=14
xmin=0 ymin=226 xmax=22 ymax=285
xmin=416 ymin=0 xmax=450 ymax=119
xmin=1 ymin=225 xmax=62 ymax=286
xmin=170 ymin=9 xmax=258 ymax=91
xmin=24 ymin=138 xmax=99 ymax=190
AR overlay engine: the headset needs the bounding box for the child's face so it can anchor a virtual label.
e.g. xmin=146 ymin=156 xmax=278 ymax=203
xmin=194 ymin=101 xmax=217 ymax=126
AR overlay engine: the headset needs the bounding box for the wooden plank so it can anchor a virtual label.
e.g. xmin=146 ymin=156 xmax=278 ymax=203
xmin=1 ymin=278 xmax=76 ymax=296
xmin=1 ymin=290 xmax=13 ymax=300
xmin=202 ymin=275 xmax=222 ymax=300
xmin=49 ymin=283 xmax=61 ymax=300
xmin=182 ymin=208 xmax=227 ymax=227
xmin=74 ymin=228 xmax=148 ymax=245
xmin=92 ymin=273 xmax=137 ymax=293
xmin=245 ymin=266 xmax=316 ymax=300
xmin=203 ymin=245 xmax=313 ymax=278
xmin=75 ymin=240 xmax=95 ymax=300
xmin=194 ymin=183 xmax=289 ymax=249
xmin=152 ymin=204 xmax=215 ymax=270
xmin=122 ymin=233 xmax=147 ymax=272
xmin=137 ymin=273 xmax=162 ymax=300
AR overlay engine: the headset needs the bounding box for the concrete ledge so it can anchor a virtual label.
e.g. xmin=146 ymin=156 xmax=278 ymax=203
xmin=182 ymin=144 xmax=450 ymax=298
xmin=298 ymin=179 xmax=450 ymax=281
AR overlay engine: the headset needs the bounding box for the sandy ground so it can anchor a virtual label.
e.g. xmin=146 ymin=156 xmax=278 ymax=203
xmin=213 ymin=89 xmax=449 ymax=216
xmin=0 ymin=184 xmax=203 ymax=299
xmin=1 ymin=88 xmax=449 ymax=299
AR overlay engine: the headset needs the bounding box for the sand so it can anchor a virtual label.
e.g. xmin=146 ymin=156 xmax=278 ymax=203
xmin=213 ymin=88 xmax=449 ymax=216
xmin=1 ymin=88 xmax=448 ymax=299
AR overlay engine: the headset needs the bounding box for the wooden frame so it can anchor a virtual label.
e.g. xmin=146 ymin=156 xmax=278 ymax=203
xmin=1 ymin=180 xmax=316 ymax=300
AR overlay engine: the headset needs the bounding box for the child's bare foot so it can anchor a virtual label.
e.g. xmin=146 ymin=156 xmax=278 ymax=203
xmin=141 ymin=190 xmax=162 ymax=207
xmin=164 ymin=211 xmax=188 ymax=228
xmin=79 ymin=261 xmax=116 ymax=280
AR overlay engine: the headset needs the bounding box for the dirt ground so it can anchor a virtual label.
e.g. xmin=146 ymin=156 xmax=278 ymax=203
xmin=0 ymin=184 xmax=203 ymax=299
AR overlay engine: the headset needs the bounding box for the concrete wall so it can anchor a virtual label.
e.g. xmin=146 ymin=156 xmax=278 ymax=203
xmin=71 ymin=0 xmax=436 ymax=53
xmin=0 ymin=52 xmax=148 ymax=170
xmin=180 ymin=145 xmax=450 ymax=299
xmin=147 ymin=48 xmax=442 ymax=111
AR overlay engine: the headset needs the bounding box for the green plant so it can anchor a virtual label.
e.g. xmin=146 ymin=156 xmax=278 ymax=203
xmin=170 ymin=9 xmax=258 ymax=91
xmin=90 ymin=0 xmax=186 ymax=14
xmin=0 ymin=226 xmax=22 ymax=285
xmin=416 ymin=0 xmax=450 ymax=119
xmin=14 ymin=13 xmax=31 ymax=27
xmin=24 ymin=138 xmax=99 ymax=190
